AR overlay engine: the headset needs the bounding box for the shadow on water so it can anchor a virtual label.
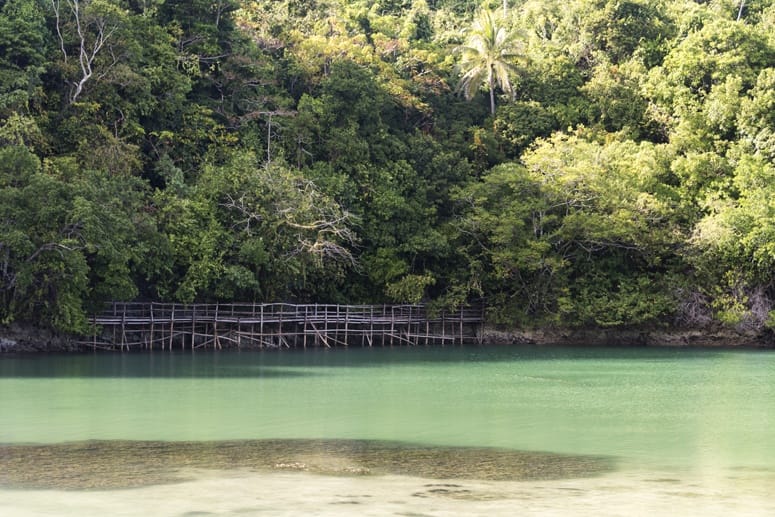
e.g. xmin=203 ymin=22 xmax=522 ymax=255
xmin=0 ymin=351 xmax=323 ymax=379
xmin=0 ymin=439 xmax=616 ymax=490
xmin=0 ymin=345 xmax=752 ymax=378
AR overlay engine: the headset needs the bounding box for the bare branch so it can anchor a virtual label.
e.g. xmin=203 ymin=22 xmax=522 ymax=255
xmin=51 ymin=0 xmax=68 ymax=64
xmin=221 ymin=171 xmax=357 ymax=267
xmin=221 ymin=194 xmax=263 ymax=235
xmin=51 ymin=0 xmax=121 ymax=103
xmin=25 ymin=242 xmax=81 ymax=264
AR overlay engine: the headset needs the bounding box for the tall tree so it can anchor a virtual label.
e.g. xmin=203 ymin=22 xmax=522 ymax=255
xmin=456 ymin=9 xmax=520 ymax=115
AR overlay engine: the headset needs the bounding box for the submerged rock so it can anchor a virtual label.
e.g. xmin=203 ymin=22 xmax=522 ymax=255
xmin=0 ymin=439 xmax=616 ymax=490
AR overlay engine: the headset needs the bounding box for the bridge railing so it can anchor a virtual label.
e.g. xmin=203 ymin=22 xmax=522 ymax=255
xmin=92 ymin=302 xmax=484 ymax=325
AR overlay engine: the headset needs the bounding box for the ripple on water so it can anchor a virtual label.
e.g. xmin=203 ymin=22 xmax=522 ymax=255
xmin=0 ymin=439 xmax=616 ymax=490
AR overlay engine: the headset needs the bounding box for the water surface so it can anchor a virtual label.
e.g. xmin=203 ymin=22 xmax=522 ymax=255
xmin=1 ymin=345 xmax=773 ymax=515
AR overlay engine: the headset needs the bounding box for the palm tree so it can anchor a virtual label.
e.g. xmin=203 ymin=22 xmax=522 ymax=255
xmin=457 ymin=9 xmax=520 ymax=115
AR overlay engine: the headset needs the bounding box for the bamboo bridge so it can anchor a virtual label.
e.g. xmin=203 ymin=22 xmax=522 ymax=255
xmin=88 ymin=302 xmax=485 ymax=351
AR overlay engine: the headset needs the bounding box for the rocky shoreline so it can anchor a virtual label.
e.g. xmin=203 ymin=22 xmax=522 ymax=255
xmin=1 ymin=323 xmax=773 ymax=353
xmin=481 ymin=326 xmax=775 ymax=348
xmin=0 ymin=324 xmax=83 ymax=353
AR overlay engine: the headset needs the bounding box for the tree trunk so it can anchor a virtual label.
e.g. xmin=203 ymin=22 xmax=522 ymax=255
xmin=489 ymin=74 xmax=496 ymax=115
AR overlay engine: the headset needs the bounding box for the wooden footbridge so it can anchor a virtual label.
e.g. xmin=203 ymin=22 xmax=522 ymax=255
xmin=88 ymin=302 xmax=485 ymax=350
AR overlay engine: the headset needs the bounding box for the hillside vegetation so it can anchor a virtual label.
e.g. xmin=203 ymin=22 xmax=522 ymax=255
xmin=2 ymin=0 xmax=775 ymax=335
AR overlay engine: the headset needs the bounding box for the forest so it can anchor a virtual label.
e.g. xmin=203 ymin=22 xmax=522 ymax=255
xmin=1 ymin=0 xmax=775 ymax=335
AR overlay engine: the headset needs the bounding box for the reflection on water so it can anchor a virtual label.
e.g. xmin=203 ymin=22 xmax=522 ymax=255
xmin=0 ymin=439 xmax=615 ymax=490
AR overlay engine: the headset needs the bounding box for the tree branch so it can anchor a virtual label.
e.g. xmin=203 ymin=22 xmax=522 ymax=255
xmin=51 ymin=0 xmax=68 ymax=64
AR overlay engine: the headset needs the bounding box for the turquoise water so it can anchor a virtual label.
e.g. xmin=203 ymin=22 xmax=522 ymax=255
xmin=1 ymin=345 xmax=774 ymax=515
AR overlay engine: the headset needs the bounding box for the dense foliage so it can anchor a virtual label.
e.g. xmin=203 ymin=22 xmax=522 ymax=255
xmin=2 ymin=0 xmax=775 ymax=334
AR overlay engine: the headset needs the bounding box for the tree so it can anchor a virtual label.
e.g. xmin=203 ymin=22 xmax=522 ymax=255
xmin=0 ymin=0 xmax=49 ymax=150
xmin=689 ymin=152 xmax=775 ymax=329
xmin=0 ymin=0 xmax=48 ymax=112
xmin=154 ymin=150 xmax=357 ymax=303
xmin=0 ymin=147 xmax=147 ymax=332
xmin=456 ymin=9 xmax=521 ymax=115
xmin=458 ymin=132 xmax=683 ymax=326
xmin=50 ymin=0 xmax=126 ymax=103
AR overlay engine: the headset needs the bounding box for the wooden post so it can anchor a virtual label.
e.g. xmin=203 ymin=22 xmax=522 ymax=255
xmin=336 ymin=304 xmax=347 ymax=346
xmin=259 ymin=304 xmax=264 ymax=346
xmin=413 ymin=306 xmax=417 ymax=345
xmin=344 ymin=305 xmax=349 ymax=346
xmin=441 ymin=311 xmax=446 ymax=346
xmin=121 ymin=304 xmax=126 ymax=351
xmin=359 ymin=306 xmax=365 ymax=347
xmin=313 ymin=303 xmax=318 ymax=346
xmin=149 ymin=303 xmax=154 ymax=350
xmin=214 ymin=303 xmax=221 ymax=349
xmin=478 ymin=304 xmax=485 ymax=345
xmin=460 ymin=308 xmax=464 ymax=345
xmin=278 ymin=304 xmax=283 ymax=347
xmin=191 ymin=304 xmax=196 ymax=350
xmin=323 ymin=305 xmax=328 ymax=346
xmin=111 ymin=303 xmax=116 ymax=348
xmin=405 ymin=305 xmax=410 ymax=345
xmin=303 ymin=305 xmax=308 ymax=349
xmin=168 ymin=304 xmax=174 ymax=351
xmin=251 ymin=302 xmax=256 ymax=347
xmin=369 ymin=306 xmax=374 ymax=347
xmin=389 ymin=306 xmax=395 ymax=346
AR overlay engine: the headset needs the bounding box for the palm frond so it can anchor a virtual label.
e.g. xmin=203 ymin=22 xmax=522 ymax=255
xmin=455 ymin=8 xmax=522 ymax=113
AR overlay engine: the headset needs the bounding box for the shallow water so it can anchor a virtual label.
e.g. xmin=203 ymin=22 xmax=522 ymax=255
xmin=1 ymin=345 xmax=774 ymax=515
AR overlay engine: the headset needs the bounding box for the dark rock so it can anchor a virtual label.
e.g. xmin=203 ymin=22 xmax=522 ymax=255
xmin=0 ymin=324 xmax=83 ymax=353
xmin=480 ymin=325 xmax=775 ymax=348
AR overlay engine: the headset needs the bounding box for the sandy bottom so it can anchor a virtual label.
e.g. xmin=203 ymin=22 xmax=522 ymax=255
xmin=1 ymin=466 xmax=774 ymax=517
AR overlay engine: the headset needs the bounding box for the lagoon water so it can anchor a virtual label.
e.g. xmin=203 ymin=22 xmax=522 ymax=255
xmin=1 ymin=345 xmax=774 ymax=515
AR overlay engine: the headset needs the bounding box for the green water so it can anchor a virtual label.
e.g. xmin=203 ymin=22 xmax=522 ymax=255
xmin=1 ymin=345 xmax=774 ymax=515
